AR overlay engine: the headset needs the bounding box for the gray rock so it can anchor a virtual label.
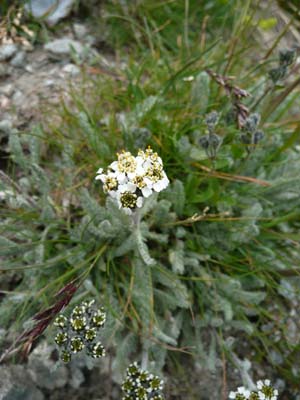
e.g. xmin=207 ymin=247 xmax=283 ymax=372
xmin=0 ymin=64 xmax=8 ymax=77
xmin=0 ymin=44 xmax=18 ymax=62
xmin=0 ymin=84 xmax=14 ymax=97
xmin=63 ymin=63 xmax=80 ymax=76
xmin=12 ymin=90 xmax=25 ymax=107
xmin=25 ymin=0 xmax=76 ymax=26
xmin=44 ymin=38 xmax=84 ymax=56
xmin=0 ymin=120 xmax=13 ymax=135
xmin=73 ymin=23 xmax=88 ymax=40
xmin=10 ymin=51 xmax=27 ymax=68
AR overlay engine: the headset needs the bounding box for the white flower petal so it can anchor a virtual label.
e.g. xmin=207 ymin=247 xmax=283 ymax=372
xmin=257 ymin=381 xmax=263 ymax=390
xmin=229 ymin=392 xmax=236 ymax=399
xmin=109 ymin=161 xmax=119 ymax=171
xmin=141 ymin=186 xmax=153 ymax=198
xmin=116 ymin=172 xmax=127 ymax=184
xmin=108 ymin=190 xmax=118 ymax=198
xmin=119 ymin=183 xmax=136 ymax=193
xmin=96 ymin=167 xmax=103 ymax=174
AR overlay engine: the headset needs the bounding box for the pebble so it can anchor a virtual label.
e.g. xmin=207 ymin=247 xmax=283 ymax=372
xmin=25 ymin=0 xmax=76 ymax=26
xmin=12 ymin=90 xmax=25 ymax=107
xmin=0 ymin=120 xmax=13 ymax=136
xmin=0 ymin=63 xmax=8 ymax=77
xmin=44 ymin=79 xmax=55 ymax=86
xmin=0 ymin=95 xmax=10 ymax=109
xmin=25 ymin=65 xmax=34 ymax=73
xmin=0 ymin=44 xmax=18 ymax=62
xmin=10 ymin=51 xmax=27 ymax=67
xmin=63 ymin=63 xmax=80 ymax=76
xmin=0 ymin=83 xmax=14 ymax=97
xmin=73 ymin=23 xmax=88 ymax=40
xmin=44 ymin=38 xmax=84 ymax=56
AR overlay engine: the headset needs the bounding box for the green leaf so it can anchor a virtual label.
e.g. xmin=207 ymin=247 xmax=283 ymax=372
xmin=169 ymin=240 xmax=185 ymax=274
xmin=191 ymin=71 xmax=210 ymax=113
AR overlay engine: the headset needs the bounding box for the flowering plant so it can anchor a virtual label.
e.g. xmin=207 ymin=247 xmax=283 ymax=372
xmin=95 ymin=147 xmax=169 ymax=215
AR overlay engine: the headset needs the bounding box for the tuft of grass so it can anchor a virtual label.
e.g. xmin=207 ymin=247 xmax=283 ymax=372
xmin=1 ymin=0 xmax=300 ymax=394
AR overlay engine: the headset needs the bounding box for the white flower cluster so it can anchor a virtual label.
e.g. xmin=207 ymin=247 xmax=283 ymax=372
xmin=229 ymin=379 xmax=278 ymax=400
xmin=95 ymin=147 xmax=169 ymax=215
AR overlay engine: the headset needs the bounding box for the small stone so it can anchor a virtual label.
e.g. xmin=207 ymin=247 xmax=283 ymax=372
xmin=0 ymin=120 xmax=13 ymax=135
xmin=25 ymin=65 xmax=34 ymax=73
xmin=63 ymin=63 xmax=80 ymax=76
xmin=0 ymin=84 xmax=14 ymax=97
xmin=73 ymin=23 xmax=88 ymax=40
xmin=0 ymin=44 xmax=18 ymax=62
xmin=0 ymin=95 xmax=10 ymax=109
xmin=44 ymin=39 xmax=84 ymax=56
xmin=10 ymin=51 xmax=27 ymax=68
xmin=0 ymin=63 xmax=10 ymax=77
xmin=25 ymin=0 xmax=76 ymax=26
xmin=12 ymin=90 xmax=25 ymax=107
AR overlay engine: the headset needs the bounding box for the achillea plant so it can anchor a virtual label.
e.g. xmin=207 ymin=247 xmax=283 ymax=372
xmin=95 ymin=146 xmax=169 ymax=215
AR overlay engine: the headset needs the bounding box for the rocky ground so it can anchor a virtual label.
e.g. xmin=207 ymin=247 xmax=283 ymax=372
xmin=0 ymin=18 xmax=123 ymax=157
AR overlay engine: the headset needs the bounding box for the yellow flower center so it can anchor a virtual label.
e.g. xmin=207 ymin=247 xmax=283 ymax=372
xmin=120 ymin=192 xmax=137 ymax=209
xmin=117 ymin=151 xmax=136 ymax=173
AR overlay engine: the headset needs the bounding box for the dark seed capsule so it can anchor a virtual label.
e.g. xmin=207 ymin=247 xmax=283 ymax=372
xmin=240 ymin=133 xmax=252 ymax=145
xmin=199 ymin=135 xmax=210 ymax=150
xmin=279 ymin=48 xmax=296 ymax=67
xmin=253 ymin=130 xmax=264 ymax=144
xmin=269 ymin=66 xmax=287 ymax=83
xmin=208 ymin=133 xmax=222 ymax=150
xmin=205 ymin=111 xmax=219 ymax=127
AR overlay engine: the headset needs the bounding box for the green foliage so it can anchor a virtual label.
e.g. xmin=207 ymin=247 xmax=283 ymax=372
xmin=1 ymin=0 xmax=300 ymax=390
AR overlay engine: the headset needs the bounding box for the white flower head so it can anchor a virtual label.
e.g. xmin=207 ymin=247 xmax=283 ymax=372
xmin=95 ymin=146 xmax=169 ymax=215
